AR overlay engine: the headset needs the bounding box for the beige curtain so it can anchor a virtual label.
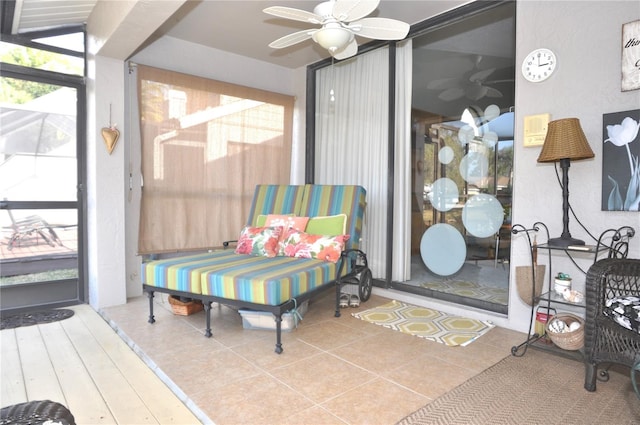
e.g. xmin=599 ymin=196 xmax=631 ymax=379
xmin=137 ymin=65 xmax=294 ymax=254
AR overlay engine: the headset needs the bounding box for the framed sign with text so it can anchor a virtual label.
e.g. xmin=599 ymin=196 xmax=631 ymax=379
xmin=622 ymin=20 xmax=640 ymax=91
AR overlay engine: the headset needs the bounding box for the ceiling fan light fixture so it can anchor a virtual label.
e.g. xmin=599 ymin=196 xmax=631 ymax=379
xmin=312 ymin=26 xmax=353 ymax=52
xmin=265 ymin=0 xmax=407 ymax=58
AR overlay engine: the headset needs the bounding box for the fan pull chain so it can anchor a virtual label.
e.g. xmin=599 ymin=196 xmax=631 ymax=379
xmin=330 ymin=57 xmax=336 ymax=103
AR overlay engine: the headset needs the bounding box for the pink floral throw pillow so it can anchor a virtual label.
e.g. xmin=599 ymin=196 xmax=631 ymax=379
xmin=235 ymin=226 xmax=283 ymax=258
xmin=280 ymin=229 xmax=349 ymax=263
xmin=265 ymin=214 xmax=310 ymax=232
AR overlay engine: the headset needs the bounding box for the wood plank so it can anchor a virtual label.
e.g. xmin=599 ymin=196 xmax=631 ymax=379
xmin=0 ymin=329 xmax=27 ymax=406
xmin=72 ymin=305 xmax=201 ymax=424
xmin=38 ymin=321 xmax=116 ymax=424
xmin=60 ymin=306 xmax=158 ymax=424
xmin=14 ymin=325 xmax=66 ymax=403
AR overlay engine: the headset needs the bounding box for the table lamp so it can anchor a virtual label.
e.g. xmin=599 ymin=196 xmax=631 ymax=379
xmin=537 ymin=118 xmax=595 ymax=247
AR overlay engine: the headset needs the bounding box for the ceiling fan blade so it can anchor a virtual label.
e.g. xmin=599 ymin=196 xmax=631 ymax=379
xmin=332 ymin=39 xmax=358 ymax=60
xmin=485 ymin=87 xmax=504 ymax=98
xmin=427 ymin=77 xmax=460 ymax=90
xmin=263 ymin=6 xmax=322 ymax=24
xmin=439 ymin=87 xmax=465 ymax=102
xmin=465 ymin=84 xmax=489 ymax=101
xmin=332 ymin=0 xmax=380 ymax=22
xmin=469 ymin=68 xmax=495 ymax=82
xmin=348 ymin=18 xmax=409 ymax=40
xmin=268 ymin=29 xmax=316 ymax=49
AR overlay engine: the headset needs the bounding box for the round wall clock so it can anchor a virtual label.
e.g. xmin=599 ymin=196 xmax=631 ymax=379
xmin=522 ymin=48 xmax=557 ymax=82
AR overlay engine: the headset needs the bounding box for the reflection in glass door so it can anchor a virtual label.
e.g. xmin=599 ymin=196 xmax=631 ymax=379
xmin=398 ymin=2 xmax=515 ymax=314
xmin=0 ymin=76 xmax=82 ymax=311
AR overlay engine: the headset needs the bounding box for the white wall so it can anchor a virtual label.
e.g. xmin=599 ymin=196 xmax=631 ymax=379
xmin=85 ymin=54 xmax=128 ymax=308
xmin=508 ymin=0 xmax=640 ymax=332
xmin=86 ymin=0 xmax=187 ymax=308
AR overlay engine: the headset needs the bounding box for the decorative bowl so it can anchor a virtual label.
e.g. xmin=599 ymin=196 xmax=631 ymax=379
xmin=562 ymin=289 xmax=584 ymax=304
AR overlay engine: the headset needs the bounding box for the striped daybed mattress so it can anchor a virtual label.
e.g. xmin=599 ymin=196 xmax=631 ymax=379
xmin=142 ymin=184 xmax=371 ymax=354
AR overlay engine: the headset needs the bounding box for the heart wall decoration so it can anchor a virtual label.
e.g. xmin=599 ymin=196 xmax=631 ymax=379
xmin=101 ymin=126 xmax=120 ymax=154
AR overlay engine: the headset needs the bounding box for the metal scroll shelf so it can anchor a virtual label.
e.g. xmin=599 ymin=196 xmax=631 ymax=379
xmin=509 ymin=222 xmax=635 ymax=360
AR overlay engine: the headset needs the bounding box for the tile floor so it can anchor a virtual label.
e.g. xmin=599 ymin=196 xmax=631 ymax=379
xmin=102 ymin=290 xmax=526 ymax=424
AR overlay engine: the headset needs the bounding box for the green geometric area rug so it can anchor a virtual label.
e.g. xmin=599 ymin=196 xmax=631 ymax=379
xmin=421 ymin=280 xmax=508 ymax=305
xmin=397 ymin=349 xmax=640 ymax=424
xmin=352 ymin=300 xmax=494 ymax=347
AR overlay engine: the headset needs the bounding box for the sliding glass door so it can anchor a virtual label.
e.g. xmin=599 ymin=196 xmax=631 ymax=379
xmin=307 ymin=1 xmax=515 ymax=314
xmin=403 ymin=1 xmax=515 ymax=313
xmin=0 ymin=36 xmax=86 ymax=312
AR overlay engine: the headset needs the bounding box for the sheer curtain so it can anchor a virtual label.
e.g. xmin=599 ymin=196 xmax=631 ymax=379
xmin=392 ymin=39 xmax=413 ymax=282
xmin=314 ymin=47 xmax=389 ymax=279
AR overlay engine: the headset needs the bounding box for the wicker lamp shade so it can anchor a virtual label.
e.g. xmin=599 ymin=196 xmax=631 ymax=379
xmin=537 ymin=118 xmax=595 ymax=163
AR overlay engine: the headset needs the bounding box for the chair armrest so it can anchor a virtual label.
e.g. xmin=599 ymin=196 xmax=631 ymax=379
xmin=222 ymin=240 xmax=237 ymax=249
xmin=585 ymin=258 xmax=640 ymax=328
xmin=337 ymin=248 xmax=368 ymax=277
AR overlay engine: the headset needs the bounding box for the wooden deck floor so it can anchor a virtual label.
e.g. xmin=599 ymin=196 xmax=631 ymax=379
xmin=0 ymin=304 xmax=202 ymax=424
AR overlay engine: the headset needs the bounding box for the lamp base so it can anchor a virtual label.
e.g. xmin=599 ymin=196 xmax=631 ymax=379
xmin=547 ymin=236 xmax=585 ymax=247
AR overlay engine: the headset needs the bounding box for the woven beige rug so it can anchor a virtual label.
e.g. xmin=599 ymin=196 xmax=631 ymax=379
xmin=397 ymin=349 xmax=640 ymax=424
xmin=352 ymin=300 xmax=494 ymax=346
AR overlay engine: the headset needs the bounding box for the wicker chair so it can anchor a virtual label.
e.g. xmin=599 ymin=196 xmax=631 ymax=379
xmin=0 ymin=400 xmax=75 ymax=425
xmin=584 ymin=258 xmax=640 ymax=392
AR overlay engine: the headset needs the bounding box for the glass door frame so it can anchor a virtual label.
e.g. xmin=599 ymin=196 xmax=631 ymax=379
xmin=0 ymin=61 xmax=87 ymax=313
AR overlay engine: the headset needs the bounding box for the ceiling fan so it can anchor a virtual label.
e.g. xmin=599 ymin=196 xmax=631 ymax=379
xmin=264 ymin=0 xmax=410 ymax=60
xmin=427 ymin=56 xmax=511 ymax=102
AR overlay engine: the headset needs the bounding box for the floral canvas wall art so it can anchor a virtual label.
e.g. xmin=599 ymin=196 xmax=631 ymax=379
xmin=601 ymin=109 xmax=640 ymax=211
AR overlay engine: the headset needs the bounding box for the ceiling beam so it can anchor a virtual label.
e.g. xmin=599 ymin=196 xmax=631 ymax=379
xmin=86 ymin=0 xmax=187 ymax=60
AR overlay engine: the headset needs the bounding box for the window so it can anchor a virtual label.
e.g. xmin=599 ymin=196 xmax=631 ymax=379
xmin=0 ymin=39 xmax=83 ymax=76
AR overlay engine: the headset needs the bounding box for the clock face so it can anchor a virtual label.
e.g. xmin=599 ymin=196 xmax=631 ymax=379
xmin=522 ymin=48 xmax=557 ymax=82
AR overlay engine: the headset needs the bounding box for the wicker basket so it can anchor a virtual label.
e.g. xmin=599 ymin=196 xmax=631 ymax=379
xmin=168 ymin=295 xmax=204 ymax=316
xmin=545 ymin=313 xmax=584 ymax=350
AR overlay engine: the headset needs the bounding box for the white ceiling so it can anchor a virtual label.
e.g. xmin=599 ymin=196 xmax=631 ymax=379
xmin=11 ymin=0 xmax=473 ymax=69
xmin=156 ymin=1 xmax=470 ymax=69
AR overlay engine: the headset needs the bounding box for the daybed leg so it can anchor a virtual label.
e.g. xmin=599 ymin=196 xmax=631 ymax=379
xmin=274 ymin=314 xmax=283 ymax=354
xmin=334 ymin=283 xmax=341 ymax=317
xmin=204 ymin=301 xmax=213 ymax=337
xmin=146 ymin=290 xmax=156 ymax=324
